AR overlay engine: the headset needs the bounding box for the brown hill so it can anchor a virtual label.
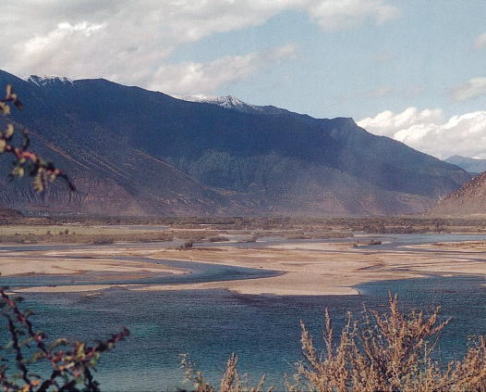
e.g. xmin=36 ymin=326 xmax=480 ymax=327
xmin=0 ymin=206 xmax=22 ymax=218
xmin=431 ymin=172 xmax=486 ymax=216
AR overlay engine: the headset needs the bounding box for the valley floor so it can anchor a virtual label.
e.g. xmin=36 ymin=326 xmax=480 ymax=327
xmin=2 ymin=225 xmax=485 ymax=296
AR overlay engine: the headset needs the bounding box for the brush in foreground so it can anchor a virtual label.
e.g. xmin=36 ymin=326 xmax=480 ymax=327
xmin=0 ymin=288 xmax=129 ymax=392
xmin=182 ymin=295 xmax=486 ymax=392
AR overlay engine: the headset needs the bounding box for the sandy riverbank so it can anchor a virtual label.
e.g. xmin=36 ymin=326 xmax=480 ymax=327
xmin=5 ymin=237 xmax=486 ymax=296
xmin=0 ymin=251 xmax=184 ymax=279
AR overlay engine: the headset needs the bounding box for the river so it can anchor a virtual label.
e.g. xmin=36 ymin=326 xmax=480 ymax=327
xmin=1 ymin=233 xmax=485 ymax=391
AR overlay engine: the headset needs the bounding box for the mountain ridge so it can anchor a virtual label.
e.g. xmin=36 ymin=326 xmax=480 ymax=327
xmin=184 ymin=94 xmax=299 ymax=116
xmin=0 ymin=69 xmax=471 ymax=216
xmin=445 ymin=155 xmax=486 ymax=175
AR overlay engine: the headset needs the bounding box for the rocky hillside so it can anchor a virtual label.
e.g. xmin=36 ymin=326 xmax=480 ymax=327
xmin=431 ymin=172 xmax=486 ymax=216
xmin=0 ymin=70 xmax=471 ymax=216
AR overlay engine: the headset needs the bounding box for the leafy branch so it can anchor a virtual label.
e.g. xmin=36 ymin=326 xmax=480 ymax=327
xmin=0 ymin=85 xmax=75 ymax=192
xmin=0 ymin=288 xmax=129 ymax=392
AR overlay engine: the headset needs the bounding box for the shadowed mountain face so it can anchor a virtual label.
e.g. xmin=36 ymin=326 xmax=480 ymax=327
xmin=0 ymin=70 xmax=471 ymax=216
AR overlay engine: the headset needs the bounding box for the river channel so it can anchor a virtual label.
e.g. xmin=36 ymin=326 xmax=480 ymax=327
xmin=1 ymin=233 xmax=485 ymax=391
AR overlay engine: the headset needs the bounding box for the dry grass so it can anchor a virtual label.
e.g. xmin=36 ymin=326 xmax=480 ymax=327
xmin=293 ymin=295 xmax=486 ymax=392
xmin=0 ymin=231 xmax=174 ymax=244
xmin=184 ymin=295 xmax=486 ymax=392
xmin=0 ymin=225 xmax=174 ymax=244
xmin=0 ymin=225 xmax=228 ymax=244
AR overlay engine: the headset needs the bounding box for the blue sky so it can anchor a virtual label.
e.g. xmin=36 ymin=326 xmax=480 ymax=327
xmin=169 ymin=1 xmax=486 ymax=120
xmin=1 ymin=0 xmax=485 ymax=158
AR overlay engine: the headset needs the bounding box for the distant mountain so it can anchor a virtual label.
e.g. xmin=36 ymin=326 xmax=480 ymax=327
xmin=431 ymin=172 xmax=486 ymax=216
xmin=0 ymin=70 xmax=471 ymax=216
xmin=445 ymin=155 xmax=486 ymax=175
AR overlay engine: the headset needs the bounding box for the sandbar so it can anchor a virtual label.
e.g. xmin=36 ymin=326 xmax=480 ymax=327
xmin=5 ymin=238 xmax=486 ymax=296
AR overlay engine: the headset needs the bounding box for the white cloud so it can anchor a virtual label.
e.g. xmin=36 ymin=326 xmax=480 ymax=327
xmin=358 ymin=108 xmax=486 ymax=159
xmin=474 ymin=32 xmax=486 ymax=49
xmin=365 ymin=86 xmax=394 ymax=98
xmin=150 ymin=44 xmax=297 ymax=96
xmin=14 ymin=22 xmax=108 ymax=77
xmin=306 ymin=0 xmax=399 ymax=30
xmin=0 ymin=0 xmax=398 ymax=95
xmin=358 ymin=107 xmax=444 ymax=136
xmin=451 ymin=77 xmax=486 ymax=102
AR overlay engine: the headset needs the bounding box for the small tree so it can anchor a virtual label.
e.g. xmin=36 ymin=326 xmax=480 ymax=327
xmin=0 ymin=85 xmax=74 ymax=192
xmin=0 ymin=288 xmax=129 ymax=392
xmin=0 ymin=86 xmax=125 ymax=391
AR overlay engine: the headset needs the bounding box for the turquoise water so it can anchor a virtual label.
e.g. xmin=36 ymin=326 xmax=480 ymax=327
xmin=11 ymin=275 xmax=486 ymax=391
xmin=0 ymin=257 xmax=279 ymax=287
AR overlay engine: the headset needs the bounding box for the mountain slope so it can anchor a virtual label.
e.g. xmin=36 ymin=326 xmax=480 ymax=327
xmin=0 ymin=70 xmax=471 ymax=216
xmin=185 ymin=95 xmax=294 ymax=116
xmin=431 ymin=172 xmax=486 ymax=216
xmin=0 ymin=73 xmax=229 ymax=216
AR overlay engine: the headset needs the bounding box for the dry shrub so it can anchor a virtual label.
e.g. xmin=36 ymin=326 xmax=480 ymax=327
xmin=0 ymin=289 xmax=129 ymax=392
xmin=180 ymin=354 xmax=270 ymax=392
xmin=179 ymin=240 xmax=194 ymax=250
xmin=292 ymin=294 xmax=486 ymax=392
xmin=208 ymin=236 xmax=230 ymax=243
xmin=186 ymin=295 xmax=485 ymax=392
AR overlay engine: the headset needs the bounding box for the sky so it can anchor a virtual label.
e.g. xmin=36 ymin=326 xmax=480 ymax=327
xmin=1 ymin=0 xmax=485 ymax=160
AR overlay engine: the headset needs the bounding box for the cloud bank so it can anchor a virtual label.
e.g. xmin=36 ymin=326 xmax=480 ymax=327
xmin=150 ymin=44 xmax=297 ymax=96
xmin=0 ymin=0 xmax=398 ymax=96
xmin=358 ymin=108 xmax=486 ymax=159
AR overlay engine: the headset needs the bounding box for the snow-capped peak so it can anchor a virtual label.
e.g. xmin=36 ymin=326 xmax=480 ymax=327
xmin=183 ymin=94 xmax=292 ymax=116
xmin=184 ymin=95 xmax=248 ymax=109
xmin=27 ymin=75 xmax=74 ymax=87
xmin=207 ymin=95 xmax=246 ymax=109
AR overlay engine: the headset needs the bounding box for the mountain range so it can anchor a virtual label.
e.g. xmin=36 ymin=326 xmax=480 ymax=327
xmin=445 ymin=155 xmax=486 ymax=175
xmin=0 ymin=70 xmax=471 ymax=216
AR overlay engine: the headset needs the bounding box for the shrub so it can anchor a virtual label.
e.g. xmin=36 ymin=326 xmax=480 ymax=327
xmin=208 ymin=236 xmax=230 ymax=243
xmin=180 ymin=354 xmax=269 ymax=392
xmin=178 ymin=240 xmax=194 ymax=250
xmin=184 ymin=295 xmax=486 ymax=392
xmin=293 ymin=294 xmax=486 ymax=392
